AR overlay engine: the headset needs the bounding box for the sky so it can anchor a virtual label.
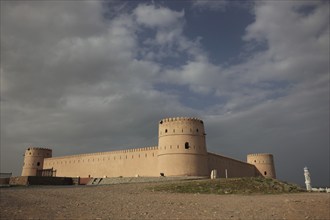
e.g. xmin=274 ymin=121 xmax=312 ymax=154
xmin=1 ymin=0 xmax=329 ymax=187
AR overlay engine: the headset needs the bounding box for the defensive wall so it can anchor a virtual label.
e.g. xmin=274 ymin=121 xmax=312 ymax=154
xmin=43 ymin=146 xmax=158 ymax=178
xmin=21 ymin=117 xmax=276 ymax=179
xmin=208 ymin=153 xmax=257 ymax=178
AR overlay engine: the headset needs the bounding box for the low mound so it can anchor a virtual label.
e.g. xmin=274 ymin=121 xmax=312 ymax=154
xmin=151 ymin=177 xmax=304 ymax=194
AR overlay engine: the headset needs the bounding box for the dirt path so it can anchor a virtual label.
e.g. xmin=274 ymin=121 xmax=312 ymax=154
xmin=1 ymin=182 xmax=329 ymax=219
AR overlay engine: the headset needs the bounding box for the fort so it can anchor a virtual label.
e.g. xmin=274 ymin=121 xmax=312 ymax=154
xmin=21 ymin=117 xmax=276 ymax=179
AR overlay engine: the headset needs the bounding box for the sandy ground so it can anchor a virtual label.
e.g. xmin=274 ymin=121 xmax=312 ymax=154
xmin=1 ymin=182 xmax=329 ymax=220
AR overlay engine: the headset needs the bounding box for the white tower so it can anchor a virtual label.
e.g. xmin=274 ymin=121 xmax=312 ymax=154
xmin=304 ymin=167 xmax=312 ymax=191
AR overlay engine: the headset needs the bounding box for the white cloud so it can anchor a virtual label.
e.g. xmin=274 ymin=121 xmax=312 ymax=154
xmin=0 ymin=0 xmax=328 ymax=186
xmin=1 ymin=1 xmax=196 ymax=175
xmin=241 ymin=1 xmax=328 ymax=82
xmin=134 ymin=4 xmax=184 ymax=28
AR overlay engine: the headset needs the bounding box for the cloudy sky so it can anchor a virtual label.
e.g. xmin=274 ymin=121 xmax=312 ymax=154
xmin=1 ymin=0 xmax=329 ymax=186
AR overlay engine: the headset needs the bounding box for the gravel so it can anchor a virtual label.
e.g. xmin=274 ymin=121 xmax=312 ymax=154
xmin=1 ymin=182 xmax=329 ymax=219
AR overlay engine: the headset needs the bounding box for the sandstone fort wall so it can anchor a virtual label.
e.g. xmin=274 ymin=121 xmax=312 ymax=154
xmin=43 ymin=146 xmax=158 ymax=177
xmin=247 ymin=153 xmax=276 ymax=178
xmin=208 ymin=153 xmax=256 ymax=178
xmin=158 ymin=117 xmax=208 ymax=176
xmin=21 ymin=147 xmax=52 ymax=176
xmin=22 ymin=117 xmax=276 ymax=179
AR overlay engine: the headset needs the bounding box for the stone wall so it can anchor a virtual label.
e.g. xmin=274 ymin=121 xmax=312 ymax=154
xmin=44 ymin=146 xmax=158 ymax=178
xmin=247 ymin=153 xmax=276 ymax=178
xmin=208 ymin=153 xmax=257 ymax=178
xmin=158 ymin=117 xmax=209 ymax=176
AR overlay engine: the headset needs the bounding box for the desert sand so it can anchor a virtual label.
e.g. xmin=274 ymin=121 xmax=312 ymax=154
xmin=1 ymin=182 xmax=329 ymax=219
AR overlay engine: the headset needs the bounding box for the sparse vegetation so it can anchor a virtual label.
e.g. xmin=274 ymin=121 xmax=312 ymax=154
xmin=150 ymin=177 xmax=305 ymax=194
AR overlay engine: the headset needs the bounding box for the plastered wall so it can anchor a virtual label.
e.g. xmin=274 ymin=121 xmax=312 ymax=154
xmin=158 ymin=117 xmax=209 ymax=176
xmin=21 ymin=147 xmax=52 ymax=176
xmin=23 ymin=117 xmax=276 ymax=179
xmin=208 ymin=153 xmax=257 ymax=178
xmin=247 ymin=154 xmax=276 ymax=178
xmin=43 ymin=146 xmax=158 ymax=178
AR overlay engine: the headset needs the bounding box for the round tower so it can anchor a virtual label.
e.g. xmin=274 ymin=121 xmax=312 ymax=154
xmin=247 ymin=153 xmax=276 ymax=178
xmin=21 ymin=147 xmax=52 ymax=176
xmin=158 ymin=117 xmax=208 ymax=176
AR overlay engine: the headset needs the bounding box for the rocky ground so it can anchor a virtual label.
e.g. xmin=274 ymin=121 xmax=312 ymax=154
xmin=1 ymin=181 xmax=329 ymax=219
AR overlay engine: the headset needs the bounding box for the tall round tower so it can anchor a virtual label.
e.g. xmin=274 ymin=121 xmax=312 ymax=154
xmin=158 ymin=117 xmax=209 ymax=176
xmin=21 ymin=147 xmax=52 ymax=176
xmin=247 ymin=153 xmax=276 ymax=178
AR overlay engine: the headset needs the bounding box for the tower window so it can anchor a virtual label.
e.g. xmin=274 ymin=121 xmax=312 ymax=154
xmin=264 ymin=171 xmax=267 ymax=175
xmin=185 ymin=142 xmax=190 ymax=149
xmin=165 ymin=129 xmax=168 ymax=133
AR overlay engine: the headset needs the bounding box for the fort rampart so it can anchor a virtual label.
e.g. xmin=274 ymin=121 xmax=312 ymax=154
xmin=44 ymin=146 xmax=158 ymax=177
xmin=21 ymin=117 xmax=276 ymax=179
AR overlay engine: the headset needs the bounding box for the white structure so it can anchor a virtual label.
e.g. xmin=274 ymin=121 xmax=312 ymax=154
xmin=304 ymin=167 xmax=312 ymax=191
xmin=210 ymin=169 xmax=217 ymax=179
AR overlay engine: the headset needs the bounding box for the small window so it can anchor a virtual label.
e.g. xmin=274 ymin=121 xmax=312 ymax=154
xmin=264 ymin=171 xmax=267 ymax=175
xmin=177 ymin=145 xmax=179 ymax=149
xmin=165 ymin=129 xmax=168 ymax=133
xmin=196 ymin=129 xmax=199 ymax=132
xmin=173 ymin=129 xmax=175 ymax=133
xmin=160 ymin=121 xmax=163 ymax=124
xmin=185 ymin=142 xmax=190 ymax=149
xmin=254 ymin=160 xmax=256 ymax=163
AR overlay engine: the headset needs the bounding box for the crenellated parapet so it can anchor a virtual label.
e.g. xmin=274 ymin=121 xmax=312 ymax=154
xmin=44 ymin=146 xmax=158 ymax=160
xmin=160 ymin=117 xmax=203 ymax=123
xmin=20 ymin=117 xmax=277 ymax=179
xmin=159 ymin=117 xmax=205 ymax=137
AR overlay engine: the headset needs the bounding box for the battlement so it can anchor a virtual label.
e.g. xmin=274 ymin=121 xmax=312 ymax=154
xmin=21 ymin=117 xmax=276 ymax=179
xmin=45 ymin=146 xmax=158 ymax=160
xmin=247 ymin=153 xmax=273 ymax=157
xmin=160 ymin=117 xmax=203 ymax=124
xmin=26 ymin=147 xmax=52 ymax=151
